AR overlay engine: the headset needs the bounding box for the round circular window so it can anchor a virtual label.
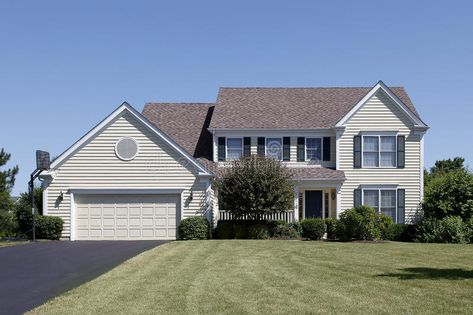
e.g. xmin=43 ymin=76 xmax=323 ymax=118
xmin=115 ymin=137 xmax=139 ymax=161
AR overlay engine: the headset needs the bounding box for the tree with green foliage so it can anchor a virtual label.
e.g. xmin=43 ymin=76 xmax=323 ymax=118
xmin=423 ymin=168 xmax=473 ymax=220
xmin=0 ymin=148 xmax=19 ymax=211
xmin=214 ymin=156 xmax=295 ymax=220
xmin=424 ymin=157 xmax=467 ymax=186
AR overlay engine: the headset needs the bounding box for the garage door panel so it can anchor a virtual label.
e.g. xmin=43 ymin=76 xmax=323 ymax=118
xmin=75 ymin=194 xmax=179 ymax=240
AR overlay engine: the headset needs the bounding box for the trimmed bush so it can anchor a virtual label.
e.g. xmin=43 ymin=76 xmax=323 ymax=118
xmin=0 ymin=211 xmax=18 ymax=238
xmin=415 ymin=216 xmax=467 ymax=244
xmin=248 ymin=224 xmax=270 ymax=239
xmin=35 ymin=215 xmax=64 ymax=240
xmin=378 ymin=215 xmax=394 ymax=240
xmin=272 ymin=224 xmax=300 ymax=239
xmin=466 ymin=217 xmax=473 ymax=243
xmin=178 ymin=217 xmax=209 ymax=240
xmin=234 ymin=224 xmax=249 ymax=239
xmin=335 ymin=206 xmax=381 ymax=241
xmin=214 ymin=221 xmax=234 ymax=239
xmin=324 ymin=218 xmax=337 ymax=240
xmin=301 ymin=218 xmax=325 ymax=240
xmin=288 ymin=222 xmax=302 ymax=236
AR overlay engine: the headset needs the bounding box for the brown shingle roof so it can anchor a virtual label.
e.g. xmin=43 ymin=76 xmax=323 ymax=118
xmin=290 ymin=167 xmax=345 ymax=180
xmin=209 ymin=87 xmax=418 ymax=129
xmin=142 ymin=103 xmax=214 ymax=163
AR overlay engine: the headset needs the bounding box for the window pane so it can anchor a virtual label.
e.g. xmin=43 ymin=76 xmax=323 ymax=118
xmin=363 ymin=152 xmax=379 ymax=167
xmin=227 ymin=138 xmax=242 ymax=160
xmin=266 ymin=138 xmax=282 ymax=160
xmin=306 ymin=138 xmax=321 ymax=161
xmin=363 ymin=190 xmax=379 ymax=210
xmin=381 ymin=190 xmax=396 ymax=222
xmin=380 ymin=152 xmax=396 ymax=167
xmin=381 ymin=190 xmax=396 ymax=207
xmin=381 ymin=207 xmax=396 ymax=221
xmin=363 ymin=136 xmax=379 ymax=152
xmin=380 ymin=136 xmax=396 ymax=152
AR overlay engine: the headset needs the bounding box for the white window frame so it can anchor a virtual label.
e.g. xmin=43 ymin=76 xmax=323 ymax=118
xmin=362 ymin=188 xmax=398 ymax=223
xmin=226 ymin=137 xmax=243 ymax=161
xmin=265 ymin=137 xmax=283 ymax=161
xmin=361 ymin=134 xmax=397 ymax=169
xmin=305 ymin=137 xmax=323 ymax=162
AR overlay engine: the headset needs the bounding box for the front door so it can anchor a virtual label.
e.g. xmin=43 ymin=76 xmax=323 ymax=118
xmin=305 ymin=190 xmax=323 ymax=218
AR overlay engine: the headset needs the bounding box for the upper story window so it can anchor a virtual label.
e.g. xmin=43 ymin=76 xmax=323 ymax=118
xmin=362 ymin=135 xmax=396 ymax=168
xmin=266 ymin=138 xmax=282 ymax=160
xmin=306 ymin=138 xmax=322 ymax=161
xmin=226 ymin=138 xmax=243 ymax=160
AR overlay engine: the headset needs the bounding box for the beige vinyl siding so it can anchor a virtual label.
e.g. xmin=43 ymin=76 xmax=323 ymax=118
xmin=338 ymin=90 xmax=422 ymax=222
xmin=45 ymin=112 xmax=207 ymax=239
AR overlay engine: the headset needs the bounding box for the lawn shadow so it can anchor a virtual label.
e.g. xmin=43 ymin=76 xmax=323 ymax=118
xmin=378 ymin=267 xmax=473 ymax=280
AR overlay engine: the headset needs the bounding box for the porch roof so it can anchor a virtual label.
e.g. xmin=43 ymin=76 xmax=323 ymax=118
xmin=291 ymin=167 xmax=345 ymax=181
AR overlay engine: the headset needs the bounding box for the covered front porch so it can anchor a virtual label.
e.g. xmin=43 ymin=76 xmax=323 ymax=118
xmin=293 ymin=181 xmax=342 ymax=221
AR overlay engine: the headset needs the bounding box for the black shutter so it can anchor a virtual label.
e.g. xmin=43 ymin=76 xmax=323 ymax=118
xmin=353 ymin=135 xmax=362 ymax=168
xmin=354 ymin=189 xmax=362 ymax=208
xmin=243 ymin=137 xmax=251 ymax=157
xmin=323 ymin=137 xmax=331 ymax=161
xmin=397 ymin=189 xmax=405 ymax=224
xmin=297 ymin=137 xmax=305 ymax=162
xmin=397 ymin=135 xmax=405 ymax=168
xmin=257 ymin=137 xmax=265 ymax=157
xmin=218 ymin=137 xmax=226 ymax=161
xmin=283 ymin=137 xmax=290 ymax=161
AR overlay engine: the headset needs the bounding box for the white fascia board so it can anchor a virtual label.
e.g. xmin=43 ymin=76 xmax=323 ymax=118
xmin=69 ymin=188 xmax=185 ymax=194
xmin=335 ymin=81 xmax=428 ymax=128
xmin=208 ymin=128 xmax=333 ymax=132
xmin=49 ymin=102 xmax=212 ymax=176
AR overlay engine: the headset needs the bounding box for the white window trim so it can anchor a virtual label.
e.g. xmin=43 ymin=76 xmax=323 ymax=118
xmin=265 ymin=137 xmax=283 ymax=161
xmin=226 ymin=137 xmax=244 ymax=161
xmin=305 ymin=137 xmax=323 ymax=162
xmin=361 ymin=188 xmax=398 ymax=223
xmin=361 ymin=134 xmax=397 ymax=169
xmin=114 ymin=137 xmax=139 ymax=161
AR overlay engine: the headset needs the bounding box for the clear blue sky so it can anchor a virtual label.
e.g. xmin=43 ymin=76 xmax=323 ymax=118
xmin=1 ymin=1 xmax=472 ymax=195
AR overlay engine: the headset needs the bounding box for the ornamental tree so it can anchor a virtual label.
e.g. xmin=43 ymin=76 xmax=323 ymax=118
xmin=214 ymin=156 xmax=295 ymax=220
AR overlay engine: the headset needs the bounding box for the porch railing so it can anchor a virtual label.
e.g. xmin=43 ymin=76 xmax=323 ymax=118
xmin=218 ymin=210 xmax=295 ymax=223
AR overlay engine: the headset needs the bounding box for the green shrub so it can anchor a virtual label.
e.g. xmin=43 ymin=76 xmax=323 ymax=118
xmin=15 ymin=205 xmax=34 ymax=235
xmin=301 ymin=218 xmax=325 ymax=240
xmin=267 ymin=220 xmax=286 ymax=235
xmin=324 ymin=218 xmax=337 ymax=240
xmin=234 ymin=224 xmax=249 ymax=239
xmin=214 ymin=221 xmax=234 ymax=239
xmin=378 ymin=215 xmax=394 ymax=240
xmin=415 ymin=216 xmax=467 ymax=244
xmin=0 ymin=211 xmax=18 ymax=238
xmin=465 ymin=217 xmax=473 ymax=243
xmin=271 ymin=224 xmax=300 ymax=239
xmin=248 ymin=224 xmax=270 ymax=239
xmin=288 ymin=222 xmax=302 ymax=236
xmin=178 ymin=217 xmax=209 ymax=240
xmin=440 ymin=216 xmax=467 ymax=244
xmin=335 ymin=206 xmax=381 ymax=241
xmin=35 ymin=215 xmax=64 ymax=240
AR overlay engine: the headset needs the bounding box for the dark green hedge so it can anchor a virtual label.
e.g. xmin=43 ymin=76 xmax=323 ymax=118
xmin=178 ymin=217 xmax=209 ymax=240
xmin=35 ymin=216 xmax=64 ymax=240
xmin=300 ymin=218 xmax=325 ymax=240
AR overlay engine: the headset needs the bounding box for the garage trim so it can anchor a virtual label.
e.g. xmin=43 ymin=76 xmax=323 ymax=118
xmin=69 ymin=188 xmax=184 ymax=241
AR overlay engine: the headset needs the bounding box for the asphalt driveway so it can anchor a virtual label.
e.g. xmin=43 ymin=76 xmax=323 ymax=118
xmin=0 ymin=240 xmax=167 ymax=315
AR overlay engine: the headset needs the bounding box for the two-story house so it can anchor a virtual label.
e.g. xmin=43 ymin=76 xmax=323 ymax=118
xmin=40 ymin=81 xmax=428 ymax=240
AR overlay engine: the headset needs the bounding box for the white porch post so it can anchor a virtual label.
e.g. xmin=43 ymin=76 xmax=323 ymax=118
xmin=336 ymin=185 xmax=342 ymax=219
xmin=293 ymin=186 xmax=299 ymax=221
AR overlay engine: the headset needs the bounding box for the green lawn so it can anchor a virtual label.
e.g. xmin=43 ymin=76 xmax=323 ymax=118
xmin=30 ymin=241 xmax=473 ymax=314
xmin=0 ymin=240 xmax=27 ymax=247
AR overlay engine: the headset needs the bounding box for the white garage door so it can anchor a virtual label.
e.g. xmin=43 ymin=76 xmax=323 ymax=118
xmin=75 ymin=194 xmax=179 ymax=240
